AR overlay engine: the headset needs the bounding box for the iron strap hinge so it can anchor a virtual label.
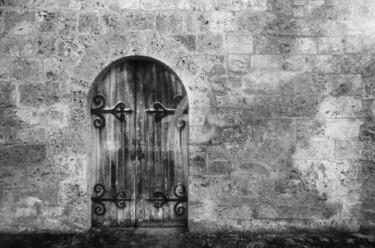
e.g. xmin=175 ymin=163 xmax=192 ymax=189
xmin=91 ymin=95 xmax=133 ymax=129
xmin=146 ymin=184 xmax=188 ymax=216
xmin=91 ymin=184 xmax=132 ymax=216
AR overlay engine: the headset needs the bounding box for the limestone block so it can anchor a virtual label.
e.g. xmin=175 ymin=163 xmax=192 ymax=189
xmin=317 ymin=96 xmax=362 ymax=118
xmin=272 ymin=0 xmax=293 ymax=16
xmin=174 ymin=55 xmax=200 ymax=76
xmin=12 ymin=58 xmax=43 ymax=82
xmin=67 ymin=107 xmax=89 ymax=126
xmin=364 ymin=76 xmax=375 ymax=99
xmin=186 ymin=12 xmax=211 ymax=34
xmin=254 ymin=204 xmax=279 ymax=219
xmin=252 ymin=95 xmax=272 ymax=117
xmin=156 ymin=12 xmax=186 ymax=33
xmin=58 ymin=179 xmax=87 ymax=205
xmin=247 ymin=0 xmax=269 ymax=11
xmin=210 ymin=74 xmax=242 ymax=96
xmin=0 ymin=166 xmax=25 ymax=188
xmin=251 ymin=55 xmax=283 ymax=69
xmin=243 ymin=70 xmax=296 ymax=95
xmin=216 ymin=202 xmax=253 ymax=221
xmin=296 ymin=118 xmax=327 ymax=138
xmin=19 ymin=82 xmax=61 ymax=108
xmin=318 ymin=37 xmax=345 ymax=55
xmin=47 ymin=126 xmax=89 ymax=155
xmin=206 ymin=108 xmax=246 ymax=127
xmin=141 ymin=0 xmax=176 ymax=10
xmin=0 ymin=58 xmax=12 ymax=81
xmin=37 ymin=10 xmax=78 ymax=34
xmin=172 ymin=35 xmax=196 ymax=51
xmin=189 ymin=146 xmax=207 ymax=176
xmin=255 ymin=35 xmax=277 ymax=54
xmin=0 ymin=35 xmax=21 ymax=57
xmin=316 ymin=20 xmax=349 ymax=37
xmin=3 ymin=10 xmax=36 ymax=35
xmin=121 ymin=11 xmax=155 ymax=31
xmin=52 ymin=154 xmax=87 ymax=179
xmin=264 ymin=118 xmax=295 ymax=138
xmin=32 ymin=107 xmax=67 ymax=127
xmin=19 ymin=35 xmax=56 ymax=58
xmin=189 ymin=125 xmax=217 ymax=145
xmin=0 ymin=145 xmax=46 ymax=167
xmin=78 ymin=12 xmax=99 ymax=34
xmin=208 ymin=161 xmax=232 ymax=175
xmin=216 ymin=93 xmax=245 ymax=109
xmin=44 ymin=57 xmax=75 ymax=83
xmin=294 ymin=73 xmax=328 ymax=96
xmin=227 ymin=54 xmax=250 ymax=73
xmin=269 ymin=94 xmax=295 ymax=117
xmin=94 ymin=0 xmax=139 ymax=10
xmin=57 ymin=35 xmax=98 ymax=58
xmin=328 ymin=74 xmax=361 ymax=97
xmin=254 ymin=138 xmax=296 ymax=170
xmin=210 ymin=11 xmax=236 ymax=33
xmin=12 ymin=127 xmax=47 ymax=145
xmin=196 ymin=54 xmax=226 ymax=76
xmin=278 ymin=37 xmax=317 ymax=55
xmin=344 ymin=36 xmax=362 ymax=54
xmin=207 ymin=145 xmax=229 ymax=161
xmin=0 ymin=0 xmax=91 ymax=9
xmin=313 ymin=55 xmax=342 ymax=73
xmin=282 ymin=55 xmax=315 ymax=72
xmin=325 ymin=118 xmax=361 ymax=138
xmin=26 ymin=164 xmax=62 ymax=191
xmin=232 ymin=160 xmax=274 ymax=179
xmin=334 ymin=138 xmax=362 ymax=159
xmin=223 ymin=126 xmax=251 ymax=144
xmin=293 ymin=138 xmax=334 ymax=159
xmin=0 ymin=108 xmax=23 ymax=127
xmin=341 ymin=53 xmax=375 ymax=75
xmin=0 ymin=81 xmax=16 ymax=108
xmin=223 ymin=34 xmax=253 ymax=53
xmin=197 ymin=33 xmax=223 ymax=52
xmin=98 ymin=10 xmax=121 ymax=34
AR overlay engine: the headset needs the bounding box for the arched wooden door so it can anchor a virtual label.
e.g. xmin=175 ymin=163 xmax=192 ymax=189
xmin=90 ymin=57 xmax=189 ymax=227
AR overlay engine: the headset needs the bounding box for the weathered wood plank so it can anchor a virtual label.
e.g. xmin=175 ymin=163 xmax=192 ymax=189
xmin=91 ymin=58 xmax=188 ymax=227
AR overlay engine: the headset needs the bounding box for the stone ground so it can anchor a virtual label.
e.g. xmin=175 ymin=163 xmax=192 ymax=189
xmin=0 ymin=228 xmax=374 ymax=248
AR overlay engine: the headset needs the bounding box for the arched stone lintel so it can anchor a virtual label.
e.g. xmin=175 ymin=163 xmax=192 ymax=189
xmin=74 ymin=32 xmax=211 ymax=147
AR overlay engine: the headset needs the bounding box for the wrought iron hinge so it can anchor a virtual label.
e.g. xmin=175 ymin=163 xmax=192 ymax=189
xmin=91 ymin=184 xmax=132 ymax=216
xmin=147 ymin=184 xmax=188 ymax=216
xmin=91 ymin=95 xmax=133 ymax=129
xmin=145 ymin=95 xmax=188 ymax=128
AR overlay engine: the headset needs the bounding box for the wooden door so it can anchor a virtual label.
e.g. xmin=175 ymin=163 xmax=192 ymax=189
xmin=90 ymin=58 xmax=188 ymax=227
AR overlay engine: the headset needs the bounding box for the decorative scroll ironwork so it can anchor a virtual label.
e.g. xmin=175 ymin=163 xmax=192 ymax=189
xmin=91 ymin=184 xmax=132 ymax=216
xmin=145 ymin=95 xmax=188 ymax=127
xmin=91 ymin=95 xmax=133 ymax=129
xmin=147 ymin=184 xmax=188 ymax=216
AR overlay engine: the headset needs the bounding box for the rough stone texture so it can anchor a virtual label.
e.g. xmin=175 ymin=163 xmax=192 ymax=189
xmin=0 ymin=0 xmax=374 ymax=235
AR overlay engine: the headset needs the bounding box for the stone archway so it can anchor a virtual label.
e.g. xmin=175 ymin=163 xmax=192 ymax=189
xmin=71 ymin=32 xmax=211 ymax=228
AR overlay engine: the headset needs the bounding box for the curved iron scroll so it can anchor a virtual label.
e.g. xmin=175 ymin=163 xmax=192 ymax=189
xmin=91 ymin=95 xmax=133 ymax=129
xmin=145 ymin=101 xmax=188 ymax=127
xmin=91 ymin=184 xmax=132 ymax=216
xmin=147 ymin=184 xmax=188 ymax=216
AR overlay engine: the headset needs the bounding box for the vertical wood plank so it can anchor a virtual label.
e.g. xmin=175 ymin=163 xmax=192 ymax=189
xmin=91 ymin=58 xmax=188 ymax=227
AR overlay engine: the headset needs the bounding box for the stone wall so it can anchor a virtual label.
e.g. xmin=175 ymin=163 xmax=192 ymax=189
xmin=0 ymin=0 xmax=374 ymax=233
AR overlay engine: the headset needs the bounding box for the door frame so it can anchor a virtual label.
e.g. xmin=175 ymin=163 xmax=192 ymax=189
xmin=88 ymin=56 xmax=190 ymax=228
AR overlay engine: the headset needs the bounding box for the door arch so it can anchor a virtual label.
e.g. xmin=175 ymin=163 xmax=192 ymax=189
xmin=90 ymin=56 xmax=189 ymax=227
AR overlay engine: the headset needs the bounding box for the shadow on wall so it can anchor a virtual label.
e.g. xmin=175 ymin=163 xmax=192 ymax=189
xmin=0 ymin=82 xmax=90 ymax=231
xmin=192 ymin=1 xmax=374 ymax=232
